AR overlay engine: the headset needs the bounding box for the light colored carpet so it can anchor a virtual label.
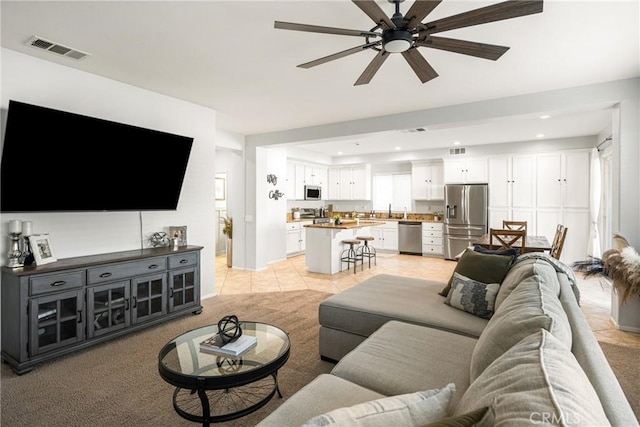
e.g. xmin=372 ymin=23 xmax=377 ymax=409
xmin=598 ymin=341 xmax=640 ymax=421
xmin=1 ymin=290 xmax=334 ymax=427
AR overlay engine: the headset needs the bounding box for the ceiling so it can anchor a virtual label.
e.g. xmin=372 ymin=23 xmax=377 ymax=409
xmin=1 ymin=1 xmax=638 ymax=156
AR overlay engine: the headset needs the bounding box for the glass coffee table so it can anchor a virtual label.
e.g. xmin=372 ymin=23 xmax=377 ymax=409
xmin=158 ymin=321 xmax=290 ymax=426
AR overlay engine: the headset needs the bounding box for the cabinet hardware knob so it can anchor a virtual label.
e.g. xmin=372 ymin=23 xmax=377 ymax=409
xmin=99 ymin=272 xmax=112 ymax=278
xmin=51 ymin=280 xmax=66 ymax=287
xmin=125 ymin=298 xmax=130 ymax=310
xmin=148 ymin=264 xmax=158 ymax=269
xmin=132 ymin=296 xmax=137 ymax=309
xmin=77 ymin=309 xmax=82 ymax=324
xmin=179 ymin=259 xmax=188 ymax=264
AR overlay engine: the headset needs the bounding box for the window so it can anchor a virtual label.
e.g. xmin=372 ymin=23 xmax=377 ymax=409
xmin=373 ymin=173 xmax=411 ymax=212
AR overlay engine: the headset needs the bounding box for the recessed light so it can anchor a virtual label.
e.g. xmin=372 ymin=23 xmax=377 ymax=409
xmin=453 ymin=141 xmax=461 ymax=146
xmin=540 ymin=115 xmax=551 ymax=119
xmin=337 ymin=151 xmax=343 ymax=155
xmin=395 ymin=146 xmax=401 ymax=150
xmin=536 ymin=134 xmax=545 ymax=138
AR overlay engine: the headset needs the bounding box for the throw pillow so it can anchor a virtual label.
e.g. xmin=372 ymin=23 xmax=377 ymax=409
xmin=473 ymin=245 xmax=519 ymax=257
xmin=302 ymin=383 xmax=456 ymax=427
xmin=445 ymin=273 xmax=499 ymax=319
xmin=439 ymin=249 xmax=515 ymax=297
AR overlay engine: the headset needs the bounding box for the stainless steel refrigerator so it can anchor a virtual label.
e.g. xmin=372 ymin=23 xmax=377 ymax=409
xmin=443 ymin=184 xmax=488 ymax=260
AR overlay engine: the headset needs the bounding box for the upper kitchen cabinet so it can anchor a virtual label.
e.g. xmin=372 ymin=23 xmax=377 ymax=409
xmin=444 ymin=157 xmax=488 ymax=183
xmin=536 ymin=150 xmax=590 ymax=209
xmin=488 ymin=154 xmax=536 ymax=229
xmin=286 ymin=161 xmax=328 ymax=200
xmin=327 ymin=164 xmax=371 ymax=200
xmin=411 ymin=160 xmax=444 ymax=200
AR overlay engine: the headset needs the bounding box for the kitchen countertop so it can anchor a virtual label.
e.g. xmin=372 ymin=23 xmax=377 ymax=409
xmin=287 ymin=218 xmax=443 ymax=224
xmin=304 ymin=220 xmax=386 ymax=229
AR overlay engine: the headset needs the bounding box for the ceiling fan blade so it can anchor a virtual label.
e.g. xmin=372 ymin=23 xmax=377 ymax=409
xmin=415 ymin=36 xmax=509 ymax=60
xmin=355 ymin=50 xmax=391 ymax=86
xmin=405 ymin=0 xmax=442 ymax=29
xmin=422 ymin=0 xmax=543 ymax=34
xmin=274 ymin=21 xmax=379 ymax=38
xmin=401 ymin=48 xmax=439 ymax=83
xmin=352 ymin=0 xmax=396 ymax=29
xmin=298 ymin=42 xmax=380 ymax=69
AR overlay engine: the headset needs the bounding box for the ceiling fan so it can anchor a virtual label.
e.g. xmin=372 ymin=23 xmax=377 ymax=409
xmin=274 ymin=0 xmax=543 ymax=85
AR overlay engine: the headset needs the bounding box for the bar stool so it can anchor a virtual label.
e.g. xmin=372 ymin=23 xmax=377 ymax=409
xmin=356 ymin=236 xmax=377 ymax=268
xmin=340 ymin=239 xmax=363 ymax=274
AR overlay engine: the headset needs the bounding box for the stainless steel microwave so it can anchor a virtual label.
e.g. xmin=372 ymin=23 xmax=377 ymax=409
xmin=304 ymin=185 xmax=321 ymax=200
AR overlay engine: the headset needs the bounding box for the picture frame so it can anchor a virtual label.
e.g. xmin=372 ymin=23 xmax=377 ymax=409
xmin=169 ymin=226 xmax=188 ymax=247
xmin=215 ymin=177 xmax=226 ymax=201
xmin=30 ymin=233 xmax=57 ymax=265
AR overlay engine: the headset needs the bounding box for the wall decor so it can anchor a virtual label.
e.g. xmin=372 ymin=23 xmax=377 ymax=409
xmin=215 ymin=177 xmax=226 ymax=201
xmin=170 ymin=226 xmax=188 ymax=247
xmin=269 ymin=189 xmax=284 ymax=200
xmin=30 ymin=233 xmax=57 ymax=265
xmin=267 ymin=174 xmax=278 ymax=185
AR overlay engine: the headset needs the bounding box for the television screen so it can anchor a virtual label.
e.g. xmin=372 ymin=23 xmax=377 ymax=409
xmin=1 ymin=100 xmax=194 ymax=212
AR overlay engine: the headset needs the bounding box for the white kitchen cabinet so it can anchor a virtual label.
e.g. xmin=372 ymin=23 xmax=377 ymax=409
xmin=327 ymin=165 xmax=371 ymax=200
xmin=412 ymin=161 xmax=444 ymax=200
xmin=536 ymin=151 xmax=590 ymax=209
xmin=305 ymin=165 xmax=327 ymax=187
xmin=422 ymin=222 xmax=443 ymax=256
xmin=286 ymin=221 xmax=313 ymax=255
xmin=371 ymin=221 xmax=398 ymax=252
xmin=287 ymin=162 xmax=329 ymax=200
xmin=444 ymin=157 xmax=488 ymax=183
xmin=488 ymin=154 xmax=536 ymax=230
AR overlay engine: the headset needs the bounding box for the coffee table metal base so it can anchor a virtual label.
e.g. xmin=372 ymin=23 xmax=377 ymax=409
xmin=172 ymin=372 xmax=282 ymax=426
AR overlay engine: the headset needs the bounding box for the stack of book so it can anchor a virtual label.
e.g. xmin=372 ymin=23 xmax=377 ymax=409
xmin=200 ymin=334 xmax=257 ymax=356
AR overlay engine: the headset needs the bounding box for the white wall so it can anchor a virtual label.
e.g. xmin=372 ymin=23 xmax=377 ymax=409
xmin=1 ymin=48 xmax=218 ymax=297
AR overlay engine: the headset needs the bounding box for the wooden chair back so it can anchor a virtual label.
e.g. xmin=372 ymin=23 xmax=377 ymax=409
xmin=550 ymin=224 xmax=568 ymax=259
xmin=502 ymin=220 xmax=528 ymax=232
xmin=489 ymin=228 xmax=526 ymax=252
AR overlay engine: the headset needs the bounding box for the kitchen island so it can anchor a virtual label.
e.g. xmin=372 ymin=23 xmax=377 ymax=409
xmin=304 ymin=220 xmax=385 ymax=274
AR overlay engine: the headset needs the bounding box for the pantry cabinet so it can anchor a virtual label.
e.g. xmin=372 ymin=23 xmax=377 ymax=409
xmin=444 ymin=157 xmax=488 ymax=183
xmin=412 ymin=161 xmax=444 ymax=200
xmin=488 ymin=154 xmax=536 ymax=230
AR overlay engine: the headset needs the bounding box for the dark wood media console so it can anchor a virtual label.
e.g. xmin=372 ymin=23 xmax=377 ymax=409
xmin=1 ymin=245 xmax=203 ymax=374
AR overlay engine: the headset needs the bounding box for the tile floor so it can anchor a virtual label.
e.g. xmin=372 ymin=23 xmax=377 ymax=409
xmin=215 ymin=252 xmax=640 ymax=349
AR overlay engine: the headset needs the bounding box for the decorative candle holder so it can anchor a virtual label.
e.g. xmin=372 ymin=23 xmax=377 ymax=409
xmin=7 ymin=231 xmax=23 ymax=268
xmin=20 ymin=221 xmax=34 ymax=266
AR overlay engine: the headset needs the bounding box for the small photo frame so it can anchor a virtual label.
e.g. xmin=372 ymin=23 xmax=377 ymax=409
xmin=169 ymin=226 xmax=188 ymax=247
xmin=31 ymin=233 xmax=57 ymax=265
xmin=215 ymin=177 xmax=226 ymax=201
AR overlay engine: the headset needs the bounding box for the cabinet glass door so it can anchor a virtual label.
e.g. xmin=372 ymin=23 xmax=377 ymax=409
xmin=169 ymin=268 xmax=197 ymax=312
xmin=132 ymin=273 xmax=167 ymax=324
xmin=29 ymin=290 xmax=84 ymax=356
xmin=87 ymin=281 xmax=130 ymax=338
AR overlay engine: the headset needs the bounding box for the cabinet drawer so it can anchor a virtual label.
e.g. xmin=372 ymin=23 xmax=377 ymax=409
xmin=168 ymin=252 xmax=198 ymax=269
xmin=30 ymin=270 xmax=86 ymax=296
xmin=423 ymin=222 xmax=443 ymax=231
xmin=287 ymin=222 xmax=301 ymax=231
xmin=88 ymin=257 xmax=167 ymax=284
xmin=422 ymin=244 xmax=443 ymax=255
xmin=422 ymin=237 xmax=443 ymax=246
xmin=422 ymin=230 xmax=443 ymax=238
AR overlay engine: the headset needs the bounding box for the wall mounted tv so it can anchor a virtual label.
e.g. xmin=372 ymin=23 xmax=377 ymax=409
xmin=1 ymin=100 xmax=194 ymax=212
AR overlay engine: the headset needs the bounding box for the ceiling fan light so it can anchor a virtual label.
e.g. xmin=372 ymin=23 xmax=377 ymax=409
xmin=383 ymin=30 xmax=413 ymax=53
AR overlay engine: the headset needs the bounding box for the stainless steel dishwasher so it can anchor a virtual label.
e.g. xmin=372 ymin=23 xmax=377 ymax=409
xmin=398 ymin=221 xmax=422 ymax=255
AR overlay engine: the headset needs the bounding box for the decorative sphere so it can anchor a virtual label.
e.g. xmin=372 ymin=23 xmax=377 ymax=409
xmin=217 ymin=315 xmax=242 ymax=344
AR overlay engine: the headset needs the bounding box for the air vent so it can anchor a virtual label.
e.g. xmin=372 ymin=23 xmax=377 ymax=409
xmin=400 ymin=127 xmax=427 ymax=134
xmin=449 ymin=147 xmax=466 ymax=155
xmin=26 ymin=36 xmax=90 ymax=61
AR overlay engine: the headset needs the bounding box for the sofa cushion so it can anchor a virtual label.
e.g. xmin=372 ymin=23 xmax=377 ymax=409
xmin=256 ymin=374 xmax=385 ymax=427
xmin=331 ymin=320 xmax=477 ymax=410
xmin=319 ymin=274 xmax=488 ymax=341
xmin=455 ymin=329 xmax=611 ymax=426
xmin=445 ymin=273 xmax=500 ymax=319
xmin=439 ymin=249 xmax=514 ymax=297
xmin=473 ymin=245 xmax=519 ymax=257
xmin=302 ymin=383 xmax=456 ymax=427
xmin=423 ymin=407 xmax=489 ymax=427
xmin=469 ymin=263 xmax=572 ymax=381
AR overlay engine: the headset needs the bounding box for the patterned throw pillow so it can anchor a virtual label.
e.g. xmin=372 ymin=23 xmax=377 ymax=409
xmin=445 ymin=273 xmax=500 ymax=319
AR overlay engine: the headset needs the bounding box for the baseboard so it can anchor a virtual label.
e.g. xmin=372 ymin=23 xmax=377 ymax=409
xmin=609 ymin=316 xmax=640 ymax=333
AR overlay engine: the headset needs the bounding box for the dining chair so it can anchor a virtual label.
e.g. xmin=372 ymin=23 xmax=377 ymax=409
xmin=550 ymin=224 xmax=568 ymax=259
xmin=489 ymin=228 xmax=526 ymax=252
xmin=502 ymin=220 xmax=528 ymax=232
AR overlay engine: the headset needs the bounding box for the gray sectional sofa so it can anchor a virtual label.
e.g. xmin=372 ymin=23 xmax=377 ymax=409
xmin=257 ymin=252 xmax=638 ymax=426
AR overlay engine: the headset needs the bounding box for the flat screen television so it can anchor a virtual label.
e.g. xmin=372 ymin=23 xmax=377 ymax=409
xmin=1 ymin=100 xmax=194 ymax=212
